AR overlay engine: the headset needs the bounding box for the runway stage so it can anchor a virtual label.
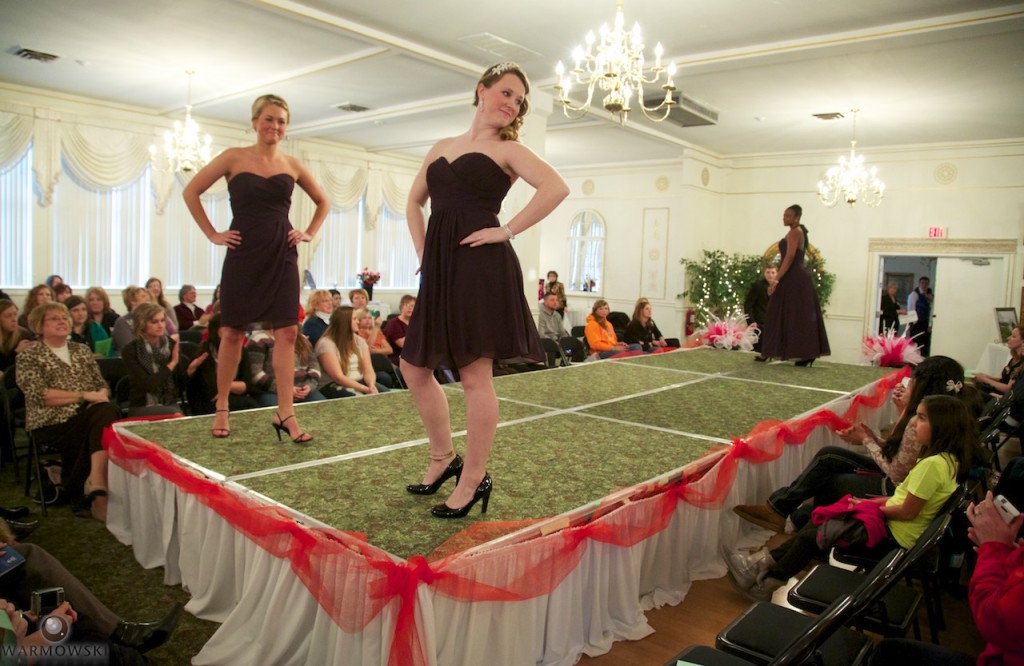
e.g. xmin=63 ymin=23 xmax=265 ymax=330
xmin=101 ymin=348 xmax=904 ymax=665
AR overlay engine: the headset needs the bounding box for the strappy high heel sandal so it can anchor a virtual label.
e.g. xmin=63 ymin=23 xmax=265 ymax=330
xmin=212 ymin=409 xmax=230 ymax=438
xmin=272 ymin=413 xmax=313 ymax=444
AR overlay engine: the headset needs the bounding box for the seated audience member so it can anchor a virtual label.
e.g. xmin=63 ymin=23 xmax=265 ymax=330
xmin=111 ymin=286 xmax=152 ymax=352
xmin=349 ymin=288 xmax=369 ymax=311
xmin=585 ymin=299 xmax=641 ymax=359
xmin=544 ymin=270 xmax=567 ymax=316
xmin=53 ymin=283 xmax=73 ymax=303
xmin=734 ymin=356 xmax=977 ymax=533
xmin=624 ymin=298 xmax=673 ymax=351
xmin=174 ymin=284 xmax=211 ymax=331
xmin=0 ymin=300 xmax=35 ymax=379
xmin=869 ymin=490 xmax=1024 ymax=665
xmin=17 ymin=284 xmax=53 ymax=329
xmin=354 ymin=307 xmax=393 ymax=357
xmin=85 ymin=286 xmax=119 ymax=337
xmin=64 ymin=295 xmax=95 ymax=352
xmin=185 ymin=314 xmax=258 ymax=415
xmin=0 ymin=541 xmax=181 ymax=657
xmin=248 ymin=327 xmax=325 ymax=407
xmin=204 ymin=284 xmax=221 ymax=316
xmin=973 ymin=324 xmax=1022 ymax=399
xmin=16 ymin=302 xmax=119 ymax=521
xmin=301 ymin=289 xmax=334 ymax=346
xmin=45 ymin=275 xmax=64 ymax=290
xmin=329 ymin=288 xmax=342 ymax=310
xmin=145 ymin=276 xmax=179 ymax=328
xmin=120 ymin=303 xmax=186 ymax=416
xmin=744 ymin=265 xmax=776 ymax=356
xmin=537 ymin=291 xmax=584 ymax=362
xmin=726 ymin=395 xmax=978 ymax=600
xmin=316 ymin=306 xmax=389 ymax=398
xmin=384 ymin=295 xmax=416 ymax=364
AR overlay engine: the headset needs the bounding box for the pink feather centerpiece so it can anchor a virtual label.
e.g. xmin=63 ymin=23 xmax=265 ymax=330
xmin=698 ymin=313 xmax=760 ymax=351
xmin=862 ymin=327 xmax=923 ymax=367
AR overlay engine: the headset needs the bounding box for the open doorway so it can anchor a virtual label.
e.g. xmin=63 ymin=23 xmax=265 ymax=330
xmin=877 ymin=255 xmax=936 ymax=336
xmin=869 ymin=239 xmax=1018 ymax=372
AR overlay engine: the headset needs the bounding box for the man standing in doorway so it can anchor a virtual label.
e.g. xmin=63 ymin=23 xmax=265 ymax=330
xmin=907 ymin=276 xmax=933 ymax=356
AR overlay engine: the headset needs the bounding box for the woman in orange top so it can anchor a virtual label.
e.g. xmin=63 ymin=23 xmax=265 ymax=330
xmin=585 ymin=300 xmax=641 ymax=359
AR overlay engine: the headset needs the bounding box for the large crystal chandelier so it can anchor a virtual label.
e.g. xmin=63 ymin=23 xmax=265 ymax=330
xmin=554 ymin=0 xmax=676 ymax=124
xmin=817 ymin=110 xmax=885 ymax=207
xmin=150 ymin=70 xmax=213 ymax=173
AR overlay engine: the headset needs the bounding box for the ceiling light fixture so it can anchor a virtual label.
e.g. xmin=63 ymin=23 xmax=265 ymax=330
xmin=554 ymin=0 xmax=676 ymax=125
xmin=817 ymin=109 xmax=885 ymax=207
xmin=150 ymin=70 xmax=213 ymax=173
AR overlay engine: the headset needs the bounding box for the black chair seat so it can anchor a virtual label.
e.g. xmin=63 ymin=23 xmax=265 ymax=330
xmin=716 ymin=602 xmax=872 ymax=666
xmin=788 ymin=563 xmax=922 ymax=636
xmin=665 ymin=645 xmax=757 ymax=666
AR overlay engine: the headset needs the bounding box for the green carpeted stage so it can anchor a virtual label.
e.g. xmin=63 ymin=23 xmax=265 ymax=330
xmin=116 ymin=349 xmax=892 ymax=560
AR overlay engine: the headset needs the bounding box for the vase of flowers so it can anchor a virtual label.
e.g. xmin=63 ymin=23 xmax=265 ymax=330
xmin=357 ymin=267 xmax=381 ymax=299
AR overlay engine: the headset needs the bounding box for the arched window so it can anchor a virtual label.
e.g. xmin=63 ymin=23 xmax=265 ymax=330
xmin=567 ymin=210 xmax=605 ymax=293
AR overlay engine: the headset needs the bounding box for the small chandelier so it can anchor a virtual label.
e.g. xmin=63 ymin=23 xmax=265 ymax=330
xmin=817 ymin=109 xmax=885 ymax=207
xmin=150 ymin=70 xmax=213 ymax=173
xmin=554 ymin=0 xmax=677 ymax=124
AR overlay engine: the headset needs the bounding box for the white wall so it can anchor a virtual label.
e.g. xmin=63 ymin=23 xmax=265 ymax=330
xmin=537 ymin=141 xmax=1024 ymax=365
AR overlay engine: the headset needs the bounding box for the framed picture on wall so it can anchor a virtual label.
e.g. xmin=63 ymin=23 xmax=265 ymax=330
xmin=995 ymin=307 xmax=1018 ymax=344
xmin=884 ymin=272 xmax=915 ymax=304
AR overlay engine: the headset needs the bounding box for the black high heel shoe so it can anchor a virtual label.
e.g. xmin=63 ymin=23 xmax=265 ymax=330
xmin=794 ymin=359 xmax=815 ymax=367
xmin=406 ymin=454 xmax=463 ymax=495
xmin=431 ymin=474 xmax=492 ymax=519
xmin=754 ymin=355 xmax=769 ymax=363
xmin=272 ymin=413 xmax=313 ymax=444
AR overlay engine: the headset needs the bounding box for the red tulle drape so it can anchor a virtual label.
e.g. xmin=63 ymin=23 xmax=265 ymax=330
xmin=103 ymin=366 xmax=909 ymax=666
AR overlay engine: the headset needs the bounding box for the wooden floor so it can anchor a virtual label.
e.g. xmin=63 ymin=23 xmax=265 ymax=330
xmin=582 ymin=573 xmax=986 ymax=665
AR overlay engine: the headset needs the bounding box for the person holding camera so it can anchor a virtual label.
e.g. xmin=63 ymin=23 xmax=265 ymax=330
xmin=1 ymin=540 xmax=182 ymax=660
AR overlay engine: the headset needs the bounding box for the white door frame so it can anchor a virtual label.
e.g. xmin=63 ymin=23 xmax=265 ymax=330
xmin=865 ymin=238 xmax=1019 ymax=338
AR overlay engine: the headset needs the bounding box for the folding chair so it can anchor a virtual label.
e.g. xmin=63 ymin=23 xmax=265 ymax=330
xmin=715 ymin=550 xmax=904 ymax=665
xmin=830 ymin=484 xmax=967 ymax=643
xmin=371 ymin=353 xmax=406 ymax=389
xmin=541 ymin=338 xmax=570 ymax=368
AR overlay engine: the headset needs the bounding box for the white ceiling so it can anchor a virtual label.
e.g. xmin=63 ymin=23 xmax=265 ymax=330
xmin=2 ymin=0 xmax=1023 ymax=169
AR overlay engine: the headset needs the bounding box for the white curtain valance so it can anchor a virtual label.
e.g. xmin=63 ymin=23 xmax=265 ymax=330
xmin=0 ymin=111 xmax=32 ymax=169
xmin=61 ymin=123 xmax=151 ymax=191
xmin=366 ymin=169 xmax=413 ymax=230
xmin=312 ymin=159 xmax=368 ymax=209
xmin=32 ymin=109 xmax=62 ymax=206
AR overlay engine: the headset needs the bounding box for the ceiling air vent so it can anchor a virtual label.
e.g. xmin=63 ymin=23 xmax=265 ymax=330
xmin=334 ymin=103 xmax=370 ymax=113
xmin=458 ymin=33 xmax=541 ymax=62
xmin=813 ymin=112 xmax=845 ymax=121
xmin=645 ymin=92 xmax=719 ymax=127
xmin=12 ymin=47 xmax=60 ymax=63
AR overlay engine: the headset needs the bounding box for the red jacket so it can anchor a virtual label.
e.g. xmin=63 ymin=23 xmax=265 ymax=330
xmin=972 ymin=541 xmax=1024 ymax=665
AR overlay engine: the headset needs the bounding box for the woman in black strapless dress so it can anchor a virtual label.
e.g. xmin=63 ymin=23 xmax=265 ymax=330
xmin=402 ymin=63 xmax=569 ymax=518
xmin=183 ymin=94 xmax=329 ymax=443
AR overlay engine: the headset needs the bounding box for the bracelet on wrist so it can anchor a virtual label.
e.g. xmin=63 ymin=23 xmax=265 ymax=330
xmin=502 ymin=224 xmax=515 ymax=241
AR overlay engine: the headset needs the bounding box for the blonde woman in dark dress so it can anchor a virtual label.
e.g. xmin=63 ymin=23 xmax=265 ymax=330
xmin=183 ymin=94 xmax=329 ymax=443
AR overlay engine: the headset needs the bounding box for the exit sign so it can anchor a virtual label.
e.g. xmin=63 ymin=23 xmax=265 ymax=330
xmin=928 ymin=226 xmax=947 ymax=239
